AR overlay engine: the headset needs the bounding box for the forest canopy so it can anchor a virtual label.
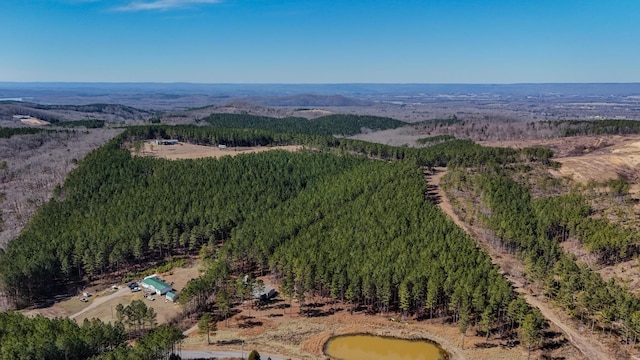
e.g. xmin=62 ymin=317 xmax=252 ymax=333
xmin=202 ymin=113 xmax=407 ymax=136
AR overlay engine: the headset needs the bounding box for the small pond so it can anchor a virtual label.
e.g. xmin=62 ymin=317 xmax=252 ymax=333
xmin=323 ymin=334 xmax=449 ymax=360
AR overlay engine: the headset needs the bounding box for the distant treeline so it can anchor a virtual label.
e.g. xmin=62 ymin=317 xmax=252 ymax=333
xmin=416 ymin=135 xmax=456 ymax=144
xmin=202 ymin=113 xmax=406 ymax=136
xmin=541 ymin=119 xmax=640 ymax=136
xmin=413 ymin=116 xmax=464 ymax=127
xmin=0 ymin=127 xmax=55 ymax=138
xmin=50 ymin=119 xmax=106 ymax=128
xmin=28 ymin=103 xmax=149 ymax=115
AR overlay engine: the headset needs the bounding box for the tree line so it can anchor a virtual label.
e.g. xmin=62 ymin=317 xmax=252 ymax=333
xmin=0 ymin=127 xmax=56 ymax=138
xmin=537 ymin=119 xmax=640 ymax=137
xmin=50 ymin=119 xmax=106 ymax=128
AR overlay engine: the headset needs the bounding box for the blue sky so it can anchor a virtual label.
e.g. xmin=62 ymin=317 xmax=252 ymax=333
xmin=1 ymin=0 xmax=638 ymax=83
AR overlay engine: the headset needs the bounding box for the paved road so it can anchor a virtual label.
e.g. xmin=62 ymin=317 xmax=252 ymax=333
xmin=180 ymin=350 xmax=284 ymax=360
xmin=427 ymin=167 xmax=613 ymax=360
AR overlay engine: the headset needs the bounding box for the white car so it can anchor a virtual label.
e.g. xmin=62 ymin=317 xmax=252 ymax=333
xmin=146 ymin=296 xmax=155 ymax=301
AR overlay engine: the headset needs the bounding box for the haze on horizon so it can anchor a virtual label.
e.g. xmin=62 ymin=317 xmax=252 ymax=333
xmin=1 ymin=0 xmax=639 ymax=84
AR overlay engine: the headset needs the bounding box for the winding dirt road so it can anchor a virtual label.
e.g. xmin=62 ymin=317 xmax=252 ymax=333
xmin=427 ymin=167 xmax=613 ymax=360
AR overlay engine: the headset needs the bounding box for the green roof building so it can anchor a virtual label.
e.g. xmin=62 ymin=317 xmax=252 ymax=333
xmin=141 ymin=275 xmax=172 ymax=295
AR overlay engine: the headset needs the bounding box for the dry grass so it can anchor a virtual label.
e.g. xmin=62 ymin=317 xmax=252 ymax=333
xmin=20 ymin=118 xmax=50 ymax=126
xmin=179 ymin=276 xmax=534 ymax=360
xmin=480 ymin=135 xmax=640 ymax=192
xmin=181 ymin=296 xmax=535 ymax=360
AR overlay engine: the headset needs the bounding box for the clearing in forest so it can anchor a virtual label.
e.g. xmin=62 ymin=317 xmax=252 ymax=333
xmin=480 ymin=134 xmax=640 ymax=193
xmin=134 ymin=141 xmax=303 ymax=160
xmin=24 ymin=259 xmax=201 ymax=325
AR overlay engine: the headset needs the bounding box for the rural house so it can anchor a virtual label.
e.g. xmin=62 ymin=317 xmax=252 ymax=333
xmin=252 ymin=285 xmax=277 ymax=300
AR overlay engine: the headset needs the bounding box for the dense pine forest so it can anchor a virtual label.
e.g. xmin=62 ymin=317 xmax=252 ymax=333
xmin=0 ymin=311 xmax=183 ymax=360
xmin=0 ymin=116 xmax=571 ymax=359
xmin=202 ymin=113 xmax=406 ymax=136
xmin=0 ymin=127 xmax=56 ymax=138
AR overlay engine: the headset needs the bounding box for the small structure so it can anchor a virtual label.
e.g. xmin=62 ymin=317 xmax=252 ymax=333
xmin=141 ymin=275 xmax=173 ymax=295
xmin=156 ymin=139 xmax=179 ymax=145
xmin=165 ymin=291 xmax=178 ymax=302
xmin=252 ymin=285 xmax=277 ymax=301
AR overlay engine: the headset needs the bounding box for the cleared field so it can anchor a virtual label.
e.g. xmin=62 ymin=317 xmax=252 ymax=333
xmin=20 ymin=118 xmax=50 ymax=126
xmin=480 ymin=135 xmax=640 ymax=190
xmin=25 ymin=260 xmax=202 ymax=325
xmin=136 ymin=141 xmax=302 ymax=160
xmin=180 ymin=292 xmax=550 ymax=360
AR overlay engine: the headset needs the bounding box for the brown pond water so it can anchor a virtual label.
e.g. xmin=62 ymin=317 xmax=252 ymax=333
xmin=324 ymin=334 xmax=448 ymax=360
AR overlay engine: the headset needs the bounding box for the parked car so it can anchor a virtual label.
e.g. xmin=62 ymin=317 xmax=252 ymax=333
xmin=80 ymin=298 xmax=88 ymax=303
xmin=127 ymin=282 xmax=138 ymax=289
xmin=131 ymin=287 xmax=141 ymax=292
xmin=146 ymin=296 xmax=155 ymax=301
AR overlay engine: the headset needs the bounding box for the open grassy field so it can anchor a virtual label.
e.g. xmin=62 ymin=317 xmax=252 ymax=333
xmin=136 ymin=141 xmax=302 ymax=160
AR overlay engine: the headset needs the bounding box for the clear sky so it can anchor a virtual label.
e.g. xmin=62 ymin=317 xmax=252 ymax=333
xmin=1 ymin=0 xmax=638 ymax=83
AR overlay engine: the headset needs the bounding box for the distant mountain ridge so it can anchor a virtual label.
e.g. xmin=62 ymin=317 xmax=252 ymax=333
xmin=2 ymin=82 xmax=639 ymax=97
xmin=244 ymin=94 xmax=371 ymax=107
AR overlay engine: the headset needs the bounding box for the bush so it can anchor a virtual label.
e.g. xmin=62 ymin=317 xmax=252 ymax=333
xmin=248 ymin=350 xmax=261 ymax=360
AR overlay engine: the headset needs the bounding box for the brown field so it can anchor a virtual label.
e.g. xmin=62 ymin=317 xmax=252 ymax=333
xmin=181 ymin=290 xmax=539 ymax=360
xmin=480 ymin=134 xmax=640 ymax=190
xmin=135 ymin=141 xmax=303 ymax=160
xmin=20 ymin=118 xmax=50 ymax=126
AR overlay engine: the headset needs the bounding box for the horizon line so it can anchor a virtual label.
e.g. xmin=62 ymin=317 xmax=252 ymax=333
xmin=2 ymin=81 xmax=640 ymax=86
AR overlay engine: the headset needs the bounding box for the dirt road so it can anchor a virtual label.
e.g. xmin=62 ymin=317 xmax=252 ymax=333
xmin=427 ymin=167 xmax=613 ymax=360
xmin=70 ymin=287 xmax=129 ymax=320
